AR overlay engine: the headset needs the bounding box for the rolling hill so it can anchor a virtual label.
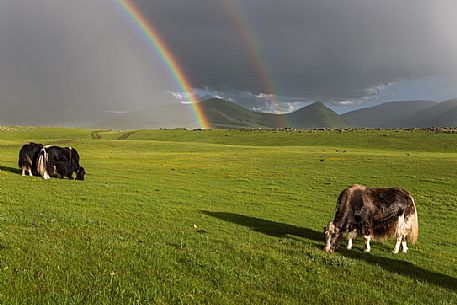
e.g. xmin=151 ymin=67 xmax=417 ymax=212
xmin=285 ymin=101 xmax=351 ymax=129
xmin=200 ymin=98 xmax=350 ymax=129
xmin=342 ymin=99 xmax=457 ymax=128
xmin=413 ymin=98 xmax=457 ymax=127
xmin=341 ymin=100 xmax=437 ymax=128
xmin=198 ymin=98 xmax=270 ymax=129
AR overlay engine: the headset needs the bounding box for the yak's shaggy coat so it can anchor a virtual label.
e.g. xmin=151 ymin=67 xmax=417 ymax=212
xmin=324 ymin=185 xmax=418 ymax=253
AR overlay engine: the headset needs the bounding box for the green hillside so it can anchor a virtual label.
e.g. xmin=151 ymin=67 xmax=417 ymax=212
xmin=200 ymin=98 xmax=349 ymax=129
xmin=199 ymin=98 xmax=270 ymax=128
xmin=287 ymin=101 xmax=350 ymax=128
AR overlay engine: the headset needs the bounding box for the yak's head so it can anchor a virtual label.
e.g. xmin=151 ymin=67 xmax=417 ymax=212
xmin=75 ymin=166 xmax=86 ymax=181
xmin=324 ymin=222 xmax=342 ymax=252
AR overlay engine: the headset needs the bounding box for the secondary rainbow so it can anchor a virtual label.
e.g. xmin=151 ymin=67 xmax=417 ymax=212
xmin=223 ymin=0 xmax=289 ymax=127
xmin=116 ymin=0 xmax=209 ymax=129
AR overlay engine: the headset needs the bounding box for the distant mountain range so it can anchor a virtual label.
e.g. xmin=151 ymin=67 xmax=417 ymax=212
xmin=2 ymin=97 xmax=457 ymax=129
xmin=341 ymin=100 xmax=437 ymax=128
xmin=199 ymin=98 xmax=349 ymax=129
xmin=89 ymin=98 xmax=350 ymax=129
xmin=199 ymin=98 xmax=457 ymax=129
xmin=341 ymin=99 xmax=457 ymax=128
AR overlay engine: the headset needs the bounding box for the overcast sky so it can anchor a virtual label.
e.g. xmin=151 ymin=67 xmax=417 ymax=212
xmin=133 ymin=0 xmax=457 ymax=112
xmin=1 ymin=0 xmax=457 ymax=123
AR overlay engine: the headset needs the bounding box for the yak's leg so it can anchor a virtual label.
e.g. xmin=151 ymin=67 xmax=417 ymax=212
xmin=323 ymin=222 xmax=333 ymax=252
xmin=363 ymin=235 xmax=371 ymax=253
xmin=42 ymin=170 xmax=50 ymax=180
xmin=394 ymin=214 xmax=408 ymax=253
xmin=346 ymin=230 xmax=357 ymax=250
xmin=401 ymin=237 xmax=408 ymax=253
xmin=346 ymin=237 xmax=353 ymax=250
xmin=393 ymin=235 xmax=402 ymax=253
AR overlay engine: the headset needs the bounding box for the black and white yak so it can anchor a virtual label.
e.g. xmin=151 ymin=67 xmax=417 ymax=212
xmin=324 ymin=185 xmax=418 ymax=254
xmin=37 ymin=145 xmax=85 ymax=180
xmin=18 ymin=142 xmax=43 ymax=177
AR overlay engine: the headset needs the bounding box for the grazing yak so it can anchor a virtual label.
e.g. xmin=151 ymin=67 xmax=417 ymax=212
xmin=18 ymin=142 xmax=44 ymax=176
xmin=324 ymin=185 xmax=418 ymax=253
xmin=37 ymin=145 xmax=85 ymax=180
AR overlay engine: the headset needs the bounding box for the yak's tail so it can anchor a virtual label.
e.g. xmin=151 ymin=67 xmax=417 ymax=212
xmin=406 ymin=196 xmax=419 ymax=244
xmin=37 ymin=148 xmax=50 ymax=179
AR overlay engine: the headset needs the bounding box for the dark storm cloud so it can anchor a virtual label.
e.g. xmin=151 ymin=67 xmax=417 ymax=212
xmin=133 ymin=0 xmax=457 ymax=103
xmin=1 ymin=0 xmax=456 ymax=126
xmin=0 ymin=0 xmax=180 ymax=125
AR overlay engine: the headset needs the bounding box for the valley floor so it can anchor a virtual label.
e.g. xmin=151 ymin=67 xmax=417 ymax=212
xmin=0 ymin=127 xmax=456 ymax=304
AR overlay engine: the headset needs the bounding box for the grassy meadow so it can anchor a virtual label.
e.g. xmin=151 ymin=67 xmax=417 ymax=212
xmin=0 ymin=126 xmax=456 ymax=304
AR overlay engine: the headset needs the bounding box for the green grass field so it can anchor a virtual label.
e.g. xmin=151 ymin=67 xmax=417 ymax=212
xmin=1 ymin=126 xmax=456 ymax=304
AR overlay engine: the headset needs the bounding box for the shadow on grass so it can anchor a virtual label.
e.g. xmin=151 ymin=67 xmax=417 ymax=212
xmin=201 ymin=211 xmax=322 ymax=242
xmin=342 ymin=251 xmax=457 ymax=292
xmin=203 ymin=210 xmax=457 ymax=292
xmin=0 ymin=166 xmax=21 ymax=175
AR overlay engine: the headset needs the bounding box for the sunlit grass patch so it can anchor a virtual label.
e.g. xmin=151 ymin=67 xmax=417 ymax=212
xmin=0 ymin=127 xmax=456 ymax=304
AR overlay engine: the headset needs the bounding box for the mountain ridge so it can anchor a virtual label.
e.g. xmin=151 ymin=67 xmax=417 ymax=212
xmin=199 ymin=98 xmax=350 ymax=129
xmin=342 ymin=99 xmax=457 ymax=128
xmin=3 ymin=97 xmax=457 ymax=129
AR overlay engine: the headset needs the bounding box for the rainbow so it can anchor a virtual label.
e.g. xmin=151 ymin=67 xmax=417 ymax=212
xmin=223 ymin=0 xmax=289 ymax=127
xmin=116 ymin=0 xmax=209 ymax=129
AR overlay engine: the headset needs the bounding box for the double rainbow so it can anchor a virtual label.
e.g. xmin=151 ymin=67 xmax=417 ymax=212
xmin=117 ymin=0 xmax=291 ymax=129
xmin=223 ymin=0 xmax=289 ymax=127
xmin=116 ymin=0 xmax=209 ymax=129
